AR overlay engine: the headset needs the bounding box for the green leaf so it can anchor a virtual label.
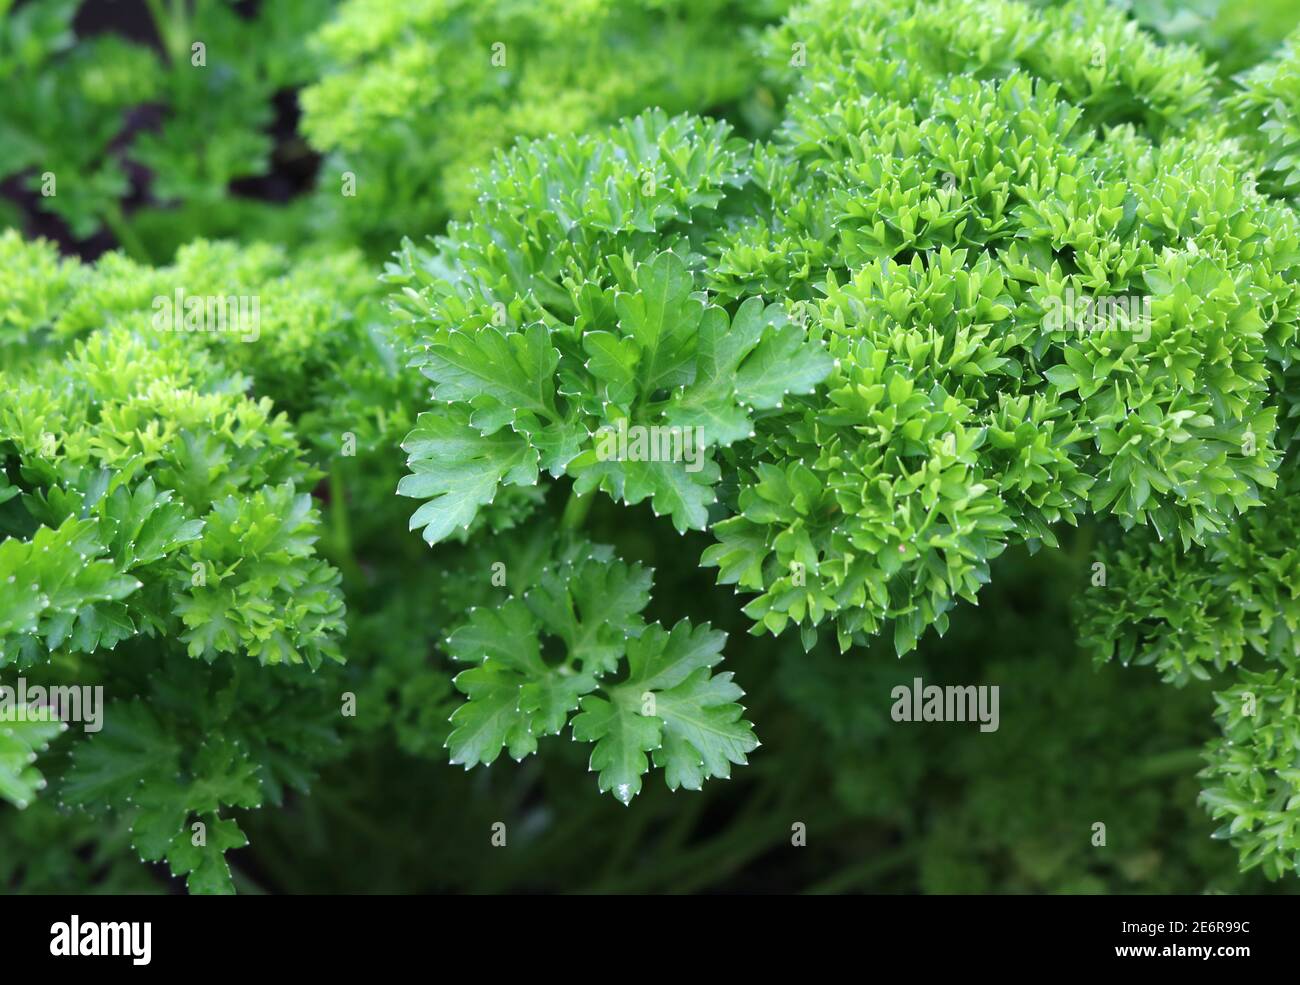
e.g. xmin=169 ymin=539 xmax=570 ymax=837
xmin=400 ymin=407 xmax=539 ymax=544
xmin=665 ymin=297 xmax=833 ymax=445
xmin=583 ymin=329 xmax=640 ymax=407
xmin=570 ymin=694 xmax=662 ymax=806
xmin=571 ymin=620 xmax=756 ymax=804
xmin=653 ymin=668 xmax=757 ymax=791
xmin=63 ymin=701 xmax=263 ymax=894
xmin=446 ymin=663 xmax=545 ymax=767
xmin=623 ymin=619 xmax=728 ymax=691
xmin=572 ymin=454 xmax=720 ymax=533
xmin=445 ymin=596 xmax=602 ymax=767
xmin=162 ymin=814 xmax=249 ymax=895
xmin=419 ymin=322 xmax=561 ymax=424
xmin=100 ymin=477 xmax=204 ymax=570
xmin=0 ymin=703 xmax=63 ymax=808
xmin=525 ymin=554 xmax=652 ymax=675
xmin=62 ymin=702 xmax=181 ymax=809
xmin=615 ymin=252 xmax=700 ymax=395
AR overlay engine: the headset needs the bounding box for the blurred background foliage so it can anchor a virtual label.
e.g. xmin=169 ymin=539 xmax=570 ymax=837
xmin=2 ymin=0 xmax=1298 ymax=893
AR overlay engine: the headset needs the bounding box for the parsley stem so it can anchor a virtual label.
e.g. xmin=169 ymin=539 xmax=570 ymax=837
xmin=101 ymin=203 xmax=148 ymax=262
xmin=560 ymin=487 xmax=593 ymax=530
xmin=144 ymin=0 xmax=189 ymax=67
xmin=1127 ymin=747 xmax=1206 ymax=782
xmin=326 ymin=470 xmax=365 ymax=587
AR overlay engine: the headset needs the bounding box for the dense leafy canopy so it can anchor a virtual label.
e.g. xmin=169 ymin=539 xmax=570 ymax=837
xmin=2 ymin=0 xmax=1299 ymax=892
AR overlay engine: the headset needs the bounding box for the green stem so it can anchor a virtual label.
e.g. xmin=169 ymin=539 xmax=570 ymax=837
xmin=229 ymin=863 xmax=269 ymax=895
xmin=804 ymin=844 xmax=919 ymax=894
xmin=1127 ymin=747 xmax=1206 ymax=783
xmin=1070 ymin=517 xmax=1098 ymax=569
xmin=913 ymin=497 xmax=942 ymax=541
xmin=330 ymin=471 xmax=350 ymax=556
xmin=326 ymin=470 xmax=365 ymax=587
xmin=561 ymin=487 xmax=594 ymax=531
xmin=101 ymin=203 xmax=149 ymax=262
xmin=315 ymin=788 xmax=431 ymax=867
xmin=144 ymin=0 xmax=183 ymax=66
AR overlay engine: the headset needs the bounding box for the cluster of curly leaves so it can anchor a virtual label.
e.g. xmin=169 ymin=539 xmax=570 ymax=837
xmin=5 ymin=0 xmax=1300 ymax=891
xmin=0 ymin=0 xmax=336 ymax=259
xmin=387 ymin=0 xmax=1300 ymax=877
xmin=0 ymin=232 xmax=375 ymax=891
xmin=298 ymin=0 xmax=791 ymax=253
xmin=1071 ymin=19 xmax=1300 ymax=881
xmin=384 ymin=115 xmax=820 ymax=800
xmin=0 ymin=0 xmax=804 ymax=892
